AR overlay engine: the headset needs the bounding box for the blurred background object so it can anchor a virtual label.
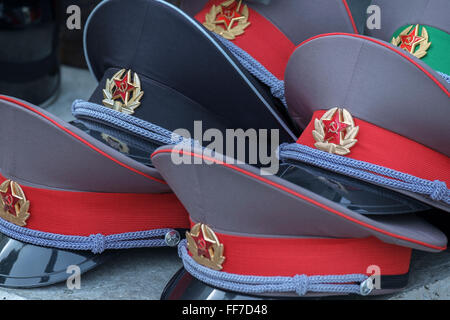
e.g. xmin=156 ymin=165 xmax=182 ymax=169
xmin=0 ymin=0 xmax=60 ymax=106
xmin=0 ymin=0 xmax=180 ymax=107
xmin=59 ymin=0 xmax=100 ymax=69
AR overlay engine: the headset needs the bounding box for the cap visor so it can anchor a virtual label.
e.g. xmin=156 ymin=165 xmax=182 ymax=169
xmin=0 ymin=233 xmax=111 ymax=288
xmin=71 ymin=119 xmax=161 ymax=167
xmin=278 ymin=160 xmax=430 ymax=215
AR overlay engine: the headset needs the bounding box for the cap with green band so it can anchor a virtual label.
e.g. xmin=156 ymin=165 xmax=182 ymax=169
xmin=391 ymin=24 xmax=450 ymax=77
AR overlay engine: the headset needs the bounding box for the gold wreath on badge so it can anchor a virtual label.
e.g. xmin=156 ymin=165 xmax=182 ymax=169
xmin=102 ymin=69 xmax=144 ymax=115
xmin=0 ymin=180 xmax=31 ymax=226
xmin=391 ymin=24 xmax=431 ymax=59
xmin=186 ymin=223 xmax=225 ymax=270
xmin=312 ymin=107 xmax=359 ymax=156
xmin=203 ymin=0 xmax=250 ymax=40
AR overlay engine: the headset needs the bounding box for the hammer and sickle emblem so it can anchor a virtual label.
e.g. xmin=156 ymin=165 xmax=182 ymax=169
xmin=328 ymin=122 xmax=339 ymax=134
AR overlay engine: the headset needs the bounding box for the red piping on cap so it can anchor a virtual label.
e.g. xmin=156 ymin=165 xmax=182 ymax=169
xmin=151 ymin=148 xmax=447 ymax=252
xmin=0 ymin=95 xmax=166 ymax=185
xmin=295 ymin=33 xmax=450 ymax=97
xmin=341 ymin=0 xmax=359 ymax=34
xmin=0 ymin=173 xmax=189 ymax=235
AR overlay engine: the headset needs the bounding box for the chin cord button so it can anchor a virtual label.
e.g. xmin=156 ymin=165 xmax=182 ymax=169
xmin=360 ymin=277 xmax=375 ymax=296
xmin=165 ymin=230 xmax=181 ymax=247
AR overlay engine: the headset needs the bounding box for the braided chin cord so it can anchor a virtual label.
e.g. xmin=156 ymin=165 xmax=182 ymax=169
xmin=72 ymin=100 xmax=197 ymax=148
xmin=0 ymin=218 xmax=175 ymax=254
xmin=178 ymin=240 xmax=369 ymax=296
xmin=437 ymin=71 xmax=450 ymax=84
xmin=279 ymin=143 xmax=450 ymax=205
xmin=213 ymin=34 xmax=287 ymax=107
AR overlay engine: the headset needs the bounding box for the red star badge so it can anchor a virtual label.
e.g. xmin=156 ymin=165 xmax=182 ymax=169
xmin=322 ymin=110 xmax=349 ymax=144
xmin=313 ymin=108 xmax=359 ymax=156
xmin=192 ymin=228 xmax=213 ymax=259
xmin=186 ymin=223 xmax=225 ymax=270
xmin=112 ymin=71 xmax=136 ymax=104
xmin=215 ymin=0 xmax=245 ymax=30
xmin=0 ymin=185 xmax=20 ymax=215
xmin=399 ymin=25 xmax=425 ymax=53
xmin=0 ymin=180 xmax=30 ymax=226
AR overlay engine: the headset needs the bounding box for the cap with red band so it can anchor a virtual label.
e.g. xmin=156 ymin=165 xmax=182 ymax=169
xmin=182 ymin=0 xmax=361 ymax=108
xmin=0 ymin=0 xmax=311 ymax=288
xmin=151 ymin=30 xmax=449 ymax=298
xmin=284 ymin=33 xmax=449 ymax=210
xmin=0 ymin=172 xmax=188 ymax=237
xmin=151 ymin=143 xmax=446 ymax=297
xmin=0 ymin=94 xmax=191 ymax=287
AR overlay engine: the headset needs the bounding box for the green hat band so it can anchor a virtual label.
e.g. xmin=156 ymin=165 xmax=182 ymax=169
xmin=391 ymin=24 xmax=450 ymax=76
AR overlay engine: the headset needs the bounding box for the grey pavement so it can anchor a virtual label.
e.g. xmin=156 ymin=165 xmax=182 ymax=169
xmin=0 ymin=66 xmax=448 ymax=300
xmin=44 ymin=65 xmax=97 ymax=121
xmin=0 ymin=248 xmax=181 ymax=300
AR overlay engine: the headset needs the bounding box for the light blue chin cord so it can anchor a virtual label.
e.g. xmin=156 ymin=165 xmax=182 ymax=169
xmin=279 ymin=143 xmax=450 ymax=205
xmin=72 ymin=99 xmax=198 ymax=148
xmin=0 ymin=217 xmax=180 ymax=254
xmin=178 ymin=240 xmax=372 ymax=296
xmin=212 ymin=33 xmax=287 ymax=107
xmin=437 ymin=71 xmax=450 ymax=84
xmin=0 ymin=99 xmax=195 ymax=254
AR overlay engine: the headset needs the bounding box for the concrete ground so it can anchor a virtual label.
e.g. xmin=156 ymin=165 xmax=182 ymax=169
xmin=0 ymin=66 xmax=448 ymax=300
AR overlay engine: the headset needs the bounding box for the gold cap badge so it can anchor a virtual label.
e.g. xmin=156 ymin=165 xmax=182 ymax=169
xmin=0 ymin=180 xmax=30 ymax=226
xmin=391 ymin=24 xmax=431 ymax=59
xmin=312 ymin=107 xmax=359 ymax=156
xmin=103 ymin=69 xmax=144 ymax=115
xmin=203 ymin=0 xmax=250 ymax=40
xmin=186 ymin=223 xmax=225 ymax=270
